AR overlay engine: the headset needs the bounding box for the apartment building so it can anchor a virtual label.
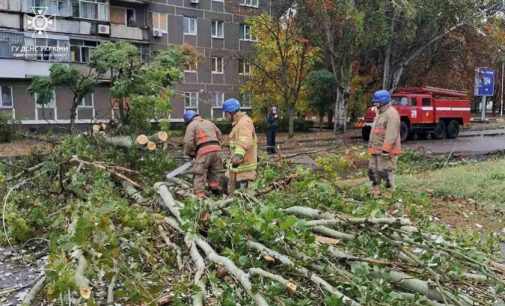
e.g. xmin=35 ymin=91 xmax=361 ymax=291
xmin=0 ymin=0 xmax=270 ymax=127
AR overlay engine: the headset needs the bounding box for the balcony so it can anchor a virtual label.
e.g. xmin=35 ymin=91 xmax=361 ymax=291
xmin=0 ymin=0 xmax=21 ymax=12
xmin=0 ymin=58 xmax=51 ymax=78
xmin=22 ymin=0 xmax=72 ymax=17
xmin=110 ymin=24 xmax=146 ymax=40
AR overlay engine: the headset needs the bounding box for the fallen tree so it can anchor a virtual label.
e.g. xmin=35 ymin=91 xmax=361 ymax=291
xmin=1 ymin=135 xmax=504 ymax=305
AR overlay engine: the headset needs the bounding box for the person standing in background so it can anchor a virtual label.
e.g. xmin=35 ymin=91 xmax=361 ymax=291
xmin=266 ymin=106 xmax=279 ymax=154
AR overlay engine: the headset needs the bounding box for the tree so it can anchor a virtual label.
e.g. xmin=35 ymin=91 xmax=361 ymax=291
xmin=90 ymin=42 xmax=196 ymax=133
xmin=357 ymin=0 xmax=504 ymax=90
xmin=241 ymin=13 xmax=318 ymax=137
xmin=29 ymin=65 xmax=97 ymax=133
xmin=306 ymin=69 xmax=336 ymax=129
xmin=296 ymin=0 xmax=363 ymax=132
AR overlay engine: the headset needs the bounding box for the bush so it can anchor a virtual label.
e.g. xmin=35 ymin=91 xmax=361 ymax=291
xmin=0 ymin=112 xmax=16 ymax=143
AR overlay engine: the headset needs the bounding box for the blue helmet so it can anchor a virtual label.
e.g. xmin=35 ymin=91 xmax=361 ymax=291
xmin=372 ymin=90 xmax=391 ymax=105
xmin=183 ymin=110 xmax=198 ymax=124
xmin=223 ymin=98 xmax=241 ymax=113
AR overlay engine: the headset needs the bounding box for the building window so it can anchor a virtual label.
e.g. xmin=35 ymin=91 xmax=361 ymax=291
xmin=32 ymin=0 xmax=68 ymax=16
xmin=213 ymin=92 xmax=224 ymax=107
xmin=152 ymin=12 xmax=168 ymax=33
xmin=240 ymin=0 xmax=259 ymax=8
xmin=211 ymin=92 xmax=224 ymax=119
xmin=239 ymin=59 xmax=251 ymax=75
xmin=78 ymin=0 xmax=109 ymax=21
xmin=240 ymin=24 xmax=256 ymax=41
xmin=136 ymin=44 xmax=150 ymax=62
xmin=184 ymin=92 xmax=199 ymax=111
xmin=110 ymin=6 xmax=136 ymax=27
xmin=211 ymin=20 xmax=224 ymax=39
xmin=211 ymin=57 xmax=224 ymax=74
xmin=78 ymin=92 xmax=94 ymax=108
xmin=184 ymin=60 xmax=198 ymax=72
xmin=34 ymin=90 xmax=57 ymax=120
xmin=34 ymin=91 xmax=56 ymax=108
xmin=241 ymin=93 xmax=252 ymax=109
xmin=70 ymin=40 xmax=97 ymax=63
xmin=184 ymin=16 xmax=197 ymax=35
xmin=0 ymin=85 xmax=13 ymax=108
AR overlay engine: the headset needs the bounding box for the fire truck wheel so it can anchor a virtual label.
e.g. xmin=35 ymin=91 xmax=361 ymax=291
xmin=446 ymin=120 xmax=460 ymax=139
xmin=432 ymin=121 xmax=447 ymax=139
xmin=362 ymin=126 xmax=371 ymax=141
xmin=400 ymin=122 xmax=409 ymax=143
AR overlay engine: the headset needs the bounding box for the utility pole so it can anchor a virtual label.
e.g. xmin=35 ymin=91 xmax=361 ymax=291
xmin=481 ymin=96 xmax=487 ymax=121
xmin=501 ymin=61 xmax=504 ymax=117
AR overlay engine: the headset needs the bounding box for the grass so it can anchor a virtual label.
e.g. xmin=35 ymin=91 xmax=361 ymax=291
xmin=398 ymin=158 xmax=505 ymax=207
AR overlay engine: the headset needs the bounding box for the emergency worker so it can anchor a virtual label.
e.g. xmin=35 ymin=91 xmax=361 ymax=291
xmin=368 ymin=90 xmax=402 ymax=196
xmin=222 ymin=98 xmax=258 ymax=192
xmin=183 ymin=111 xmax=224 ymax=199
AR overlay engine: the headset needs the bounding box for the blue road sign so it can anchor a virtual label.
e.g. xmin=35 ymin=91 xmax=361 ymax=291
xmin=475 ymin=68 xmax=495 ymax=97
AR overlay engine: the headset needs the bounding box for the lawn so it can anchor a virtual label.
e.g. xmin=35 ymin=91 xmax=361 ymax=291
xmin=398 ymin=158 xmax=505 ymax=207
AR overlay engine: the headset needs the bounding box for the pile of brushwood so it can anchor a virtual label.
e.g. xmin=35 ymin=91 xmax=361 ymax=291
xmin=1 ymin=135 xmax=505 ymax=305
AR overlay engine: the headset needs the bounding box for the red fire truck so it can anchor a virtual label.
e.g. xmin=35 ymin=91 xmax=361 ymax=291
xmin=361 ymin=87 xmax=472 ymax=142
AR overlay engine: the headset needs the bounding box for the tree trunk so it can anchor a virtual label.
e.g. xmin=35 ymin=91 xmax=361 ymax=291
xmin=391 ymin=65 xmax=405 ymax=92
xmin=383 ymin=45 xmax=392 ymax=90
xmin=333 ymin=87 xmax=346 ymax=132
xmin=382 ymin=5 xmax=396 ymax=90
xmin=69 ymin=97 xmax=79 ymax=134
xmin=288 ymin=106 xmax=295 ymax=138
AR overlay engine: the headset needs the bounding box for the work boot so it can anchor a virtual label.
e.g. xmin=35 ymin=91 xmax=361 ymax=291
xmin=371 ymin=186 xmax=381 ymax=198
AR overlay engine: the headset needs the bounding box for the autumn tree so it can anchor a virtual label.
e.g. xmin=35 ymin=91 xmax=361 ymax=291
xmin=357 ymin=0 xmax=504 ymax=90
xmin=241 ymin=13 xmax=318 ymax=137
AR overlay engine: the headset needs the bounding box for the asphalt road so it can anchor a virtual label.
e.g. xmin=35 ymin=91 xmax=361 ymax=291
xmin=407 ymin=134 xmax=505 ymax=155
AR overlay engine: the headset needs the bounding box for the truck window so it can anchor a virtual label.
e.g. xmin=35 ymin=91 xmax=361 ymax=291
xmin=392 ymin=97 xmax=415 ymax=106
xmin=422 ymin=98 xmax=432 ymax=106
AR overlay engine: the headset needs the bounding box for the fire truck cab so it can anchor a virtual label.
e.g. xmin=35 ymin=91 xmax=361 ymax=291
xmin=362 ymin=87 xmax=471 ymax=142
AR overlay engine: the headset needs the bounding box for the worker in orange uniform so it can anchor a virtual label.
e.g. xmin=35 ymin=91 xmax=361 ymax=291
xmin=222 ymin=98 xmax=258 ymax=192
xmin=368 ymin=90 xmax=401 ymax=196
xmin=183 ymin=110 xmax=224 ymax=199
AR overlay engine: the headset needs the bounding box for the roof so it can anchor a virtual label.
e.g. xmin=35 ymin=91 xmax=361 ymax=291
xmin=395 ymin=86 xmax=468 ymax=98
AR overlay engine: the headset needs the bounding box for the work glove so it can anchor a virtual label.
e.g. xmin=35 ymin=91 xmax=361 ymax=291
xmin=231 ymin=154 xmax=244 ymax=167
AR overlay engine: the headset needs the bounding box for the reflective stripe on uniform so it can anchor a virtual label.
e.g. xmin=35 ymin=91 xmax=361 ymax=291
xmin=230 ymin=162 xmax=257 ymax=173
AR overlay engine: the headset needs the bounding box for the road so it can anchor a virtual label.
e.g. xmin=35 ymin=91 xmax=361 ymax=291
xmin=407 ymin=134 xmax=505 ymax=155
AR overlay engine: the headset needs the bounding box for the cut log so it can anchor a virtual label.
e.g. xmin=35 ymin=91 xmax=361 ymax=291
xmin=135 ymin=134 xmax=149 ymax=146
xmin=151 ymin=131 xmax=169 ymax=143
xmin=146 ymin=141 xmax=157 ymax=151
xmin=247 ymin=241 xmax=360 ymax=306
xmin=136 ymin=132 xmax=169 ymax=145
